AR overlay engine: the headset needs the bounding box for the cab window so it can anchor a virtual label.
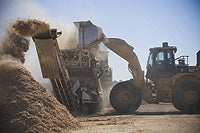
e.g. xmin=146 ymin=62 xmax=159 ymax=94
xmin=155 ymin=51 xmax=164 ymax=65
xmin=167 ymin=51 xmax=173 ymax=64
xmin=147 ymin=52 xmax=153 ymax=67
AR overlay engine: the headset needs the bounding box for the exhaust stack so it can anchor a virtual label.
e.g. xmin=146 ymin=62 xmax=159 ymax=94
xmin=197 ymin=50 xmax=200 ymax=66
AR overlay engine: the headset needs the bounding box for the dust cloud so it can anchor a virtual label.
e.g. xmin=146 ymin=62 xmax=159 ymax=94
xmin=52 ymin=22 xmax=78 ymax=49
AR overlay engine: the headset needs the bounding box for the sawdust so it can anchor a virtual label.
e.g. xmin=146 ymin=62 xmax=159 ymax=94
xmin=0 ymin=60 xmax=81 ymax=133
xmin=0 ymin=29 xmax=29 ymax=63
xmin=12 ymin=19 xmax=50 ymax=37
xmin=0 ymin=19 xmax=50 ymax=63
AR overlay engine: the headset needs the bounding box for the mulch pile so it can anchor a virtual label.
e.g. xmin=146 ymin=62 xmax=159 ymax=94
xmin=0 ymin=60 xmax=80 ymax=132
xmin=0 ymin=19 xmax=81 ymax=133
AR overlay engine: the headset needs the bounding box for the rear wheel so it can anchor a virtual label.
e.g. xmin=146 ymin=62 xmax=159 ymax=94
xmin=109 ymin=81 xmax=141 ymax=114
xmin=173 ymin=80 xmax=200 ymax=114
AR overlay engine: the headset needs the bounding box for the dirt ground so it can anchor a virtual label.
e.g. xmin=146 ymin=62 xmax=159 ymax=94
xmin=72 ymin=103 xmax=200 ymax=133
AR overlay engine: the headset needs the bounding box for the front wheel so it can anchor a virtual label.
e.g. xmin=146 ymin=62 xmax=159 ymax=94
xmin=109 ymin=81 xmax=141 ymax=114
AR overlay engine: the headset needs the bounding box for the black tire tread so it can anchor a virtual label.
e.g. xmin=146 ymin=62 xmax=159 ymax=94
xmin=110 ymin=81 xmax=141 ymax=114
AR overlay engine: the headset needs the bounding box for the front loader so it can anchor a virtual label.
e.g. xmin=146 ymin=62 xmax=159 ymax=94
xmin=107 ymin=40 xmax=200 ymax=114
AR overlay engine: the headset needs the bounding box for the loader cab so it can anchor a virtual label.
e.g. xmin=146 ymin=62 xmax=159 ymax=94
xmin=146 ymin=42 xmax=177 ymax=80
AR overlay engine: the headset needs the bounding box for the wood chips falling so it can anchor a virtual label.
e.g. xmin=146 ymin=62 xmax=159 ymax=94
xmin=12 ymin=19 xmax=50 ymax=37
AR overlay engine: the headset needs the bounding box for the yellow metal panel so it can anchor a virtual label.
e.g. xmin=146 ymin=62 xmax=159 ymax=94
xmin=34 ymin=38 xmax=60 ymax=79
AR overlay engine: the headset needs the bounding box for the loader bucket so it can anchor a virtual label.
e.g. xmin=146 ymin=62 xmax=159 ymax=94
xmin=74 ymin=20 xmax=104 ymax=48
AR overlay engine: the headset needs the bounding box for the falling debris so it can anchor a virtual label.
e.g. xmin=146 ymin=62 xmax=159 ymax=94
xmin=0 ymin=29 xmax=29 ymax=63
xmin=12 ymin=19 xmax=50 ymax=37
xmin=0 ymin=19 xmax=50 ymax=63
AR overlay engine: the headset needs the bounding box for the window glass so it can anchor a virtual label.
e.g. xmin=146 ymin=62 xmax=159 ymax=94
xmin=156 ymin=52 xmax=164 ymax=62
xmin=167 ymin=52 xmax=173 ymax=64
xmin=147 ymin=52 xmax=153 ymax=66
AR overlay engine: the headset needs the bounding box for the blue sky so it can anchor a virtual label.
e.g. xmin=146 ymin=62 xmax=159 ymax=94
xmin=0 ymin=0 xmax=200 ymax=82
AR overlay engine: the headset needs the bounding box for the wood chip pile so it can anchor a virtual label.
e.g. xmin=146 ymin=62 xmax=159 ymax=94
xmin=0 ymin=60 xmax=80 ymax=133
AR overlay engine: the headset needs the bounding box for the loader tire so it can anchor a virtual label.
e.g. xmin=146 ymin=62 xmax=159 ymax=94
xmin=109 ymin=81 xmax=141 ymax=114
xmin=173 ymin=80 xmax=200 ymax=114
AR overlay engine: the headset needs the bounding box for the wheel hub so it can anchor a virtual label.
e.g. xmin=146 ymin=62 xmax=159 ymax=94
xmin=184 ymin=90 xmax=199 ymax=105
xmin=118 ymin=90 xmax=133 ymax=103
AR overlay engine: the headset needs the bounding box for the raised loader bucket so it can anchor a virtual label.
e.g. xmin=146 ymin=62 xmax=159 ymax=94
xmin=74 ymin=20 xmax=104 ymax=48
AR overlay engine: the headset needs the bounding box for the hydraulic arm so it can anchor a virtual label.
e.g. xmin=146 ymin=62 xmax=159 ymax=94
xmin=102 ymin=37 xmax=145 ymax=89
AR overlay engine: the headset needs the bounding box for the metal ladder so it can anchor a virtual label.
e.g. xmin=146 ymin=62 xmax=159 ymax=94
xmin=33 ymin=30 xmax=77 ymax=111
xmin=51 ymin=39 xmax=77 ymax=110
